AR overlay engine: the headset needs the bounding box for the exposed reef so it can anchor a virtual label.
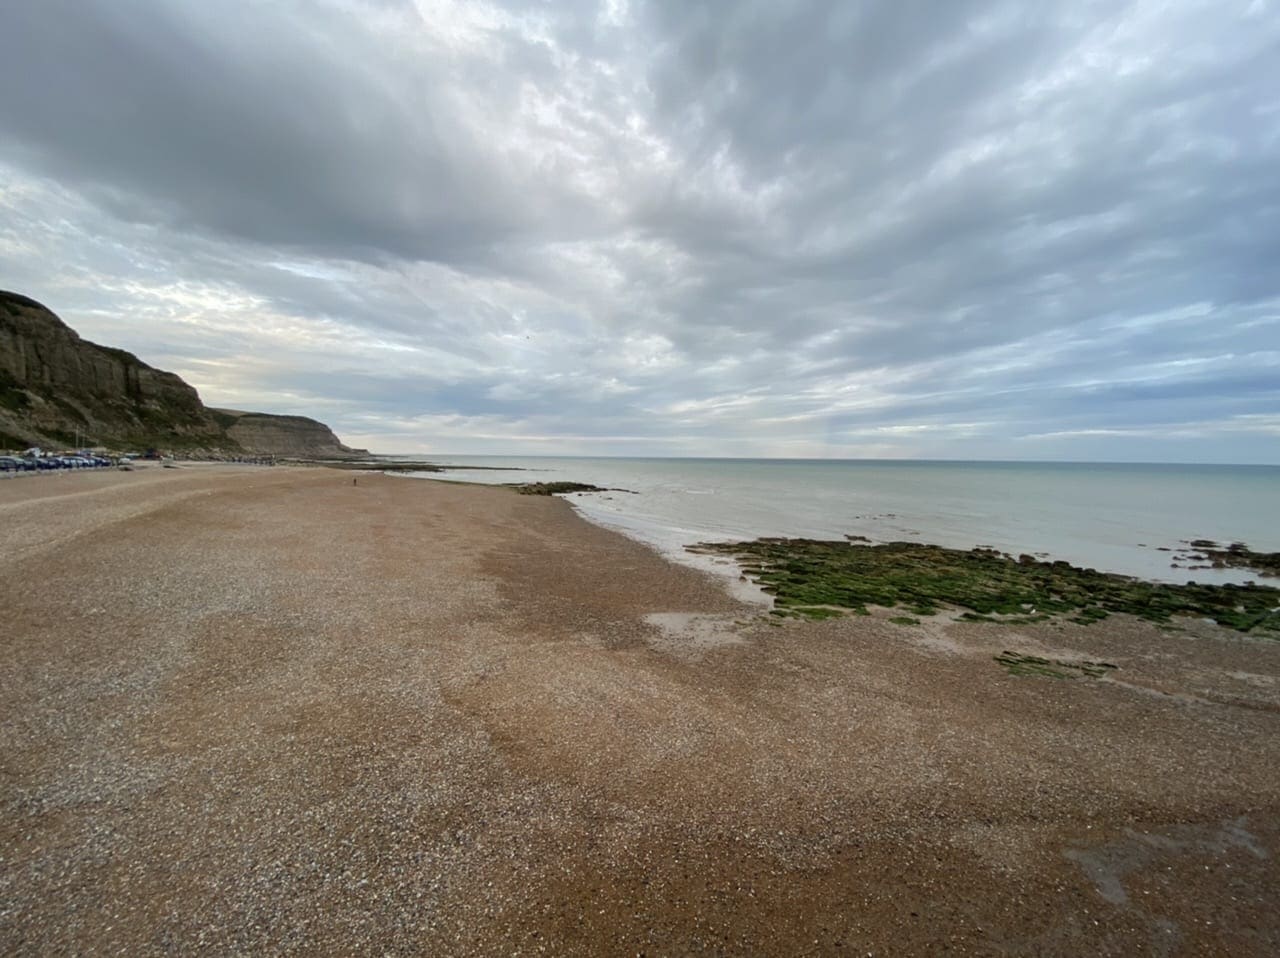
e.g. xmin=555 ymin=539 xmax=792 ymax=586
xmin=1169 ymin=540 xmax=1280 ymax=578
xmin=513 ymin=481 xmax=613 ymax=496
xmin=691 ymin=538 xmax=1280 ymax=634
xmin=329 ymin=460 xmax=445 ymax=472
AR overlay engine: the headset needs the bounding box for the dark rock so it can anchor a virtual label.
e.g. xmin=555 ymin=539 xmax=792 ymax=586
xmin=0 ymin=291 xmax=366 ymax=458
xmin=513 ymin=481 xmax=611 ymax=496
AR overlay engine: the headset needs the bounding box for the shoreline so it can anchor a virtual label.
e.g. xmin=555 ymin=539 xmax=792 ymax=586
xmin=397 ymin=457 xmax=1280 ymax=588
xmin=2 ymin=466 xmax=1279 ymax=954
xmin=402 ymin=466 xmax=1279 ymax=598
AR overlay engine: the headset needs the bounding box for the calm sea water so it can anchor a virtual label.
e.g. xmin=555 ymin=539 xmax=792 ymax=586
xmin=403 ymin=457 xmax=1280 ymax=587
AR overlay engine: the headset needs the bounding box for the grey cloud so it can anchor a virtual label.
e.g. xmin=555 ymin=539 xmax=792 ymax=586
xmin=0 ymin=0 xmax=599 ymax=264
xmin=2 ymin=0 xmax=1279 ymax=461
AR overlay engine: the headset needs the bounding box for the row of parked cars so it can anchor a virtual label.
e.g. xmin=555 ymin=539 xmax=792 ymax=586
xmin=0 ymin=454 xmax=117 ymax=473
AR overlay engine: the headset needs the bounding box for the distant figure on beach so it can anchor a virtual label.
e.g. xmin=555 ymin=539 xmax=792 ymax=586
xmin=353 ymin=477 xmax=358 ymax=486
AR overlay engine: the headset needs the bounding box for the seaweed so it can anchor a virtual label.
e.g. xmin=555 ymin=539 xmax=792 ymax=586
xmin=1185 ymin=540 xmax=1280 ymax=578
xmin=690 ymin=539 xmax=1280 ymax=634
xmin=994 ymin=651 xmax=1118 ymax=679
xmin=513 ymin=481 xmax=610 ymax=496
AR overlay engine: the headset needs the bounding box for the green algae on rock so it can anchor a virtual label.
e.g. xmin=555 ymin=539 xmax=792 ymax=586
xmin=689 ymin=539 xmax=1280 ymax=634
xmin=513 ymin=481 xmax=609 ymax=495
xmin=994 ymin=651 xmax=1118 ymax=679
xmin=1180 ymin=540 xmax=1280 ymax=578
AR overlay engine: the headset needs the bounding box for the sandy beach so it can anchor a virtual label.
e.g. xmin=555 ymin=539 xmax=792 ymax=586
xmin=2 ymin=465 xmax=1278 ymax=955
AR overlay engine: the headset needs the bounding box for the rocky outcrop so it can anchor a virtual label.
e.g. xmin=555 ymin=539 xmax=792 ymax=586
xmin=212 ymin=409 xmax=365 ymax=459
xmin=0 ymin=291 xmax=367 ymax=458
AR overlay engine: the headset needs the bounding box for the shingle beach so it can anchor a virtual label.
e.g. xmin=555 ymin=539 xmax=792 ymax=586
xmin=2 ymin=466 xmax=1278 ymax=955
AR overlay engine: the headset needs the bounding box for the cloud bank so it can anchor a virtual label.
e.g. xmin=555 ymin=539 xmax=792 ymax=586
xmin=2 ymin=0 xmax=1278 ymax=461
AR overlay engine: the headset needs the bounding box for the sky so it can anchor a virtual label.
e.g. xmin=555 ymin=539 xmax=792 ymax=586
xmin=2 ymin=0 xmax=1278 ymax=462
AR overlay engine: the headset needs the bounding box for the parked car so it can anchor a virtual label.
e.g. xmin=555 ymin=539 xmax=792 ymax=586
xmin=1 ymin=453 xmax=116 ymax=472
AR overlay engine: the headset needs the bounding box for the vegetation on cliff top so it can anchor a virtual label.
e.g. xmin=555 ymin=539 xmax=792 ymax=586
xmin=692 ymin=538 xmax=1280 ymax=634
xmin=0 ymin=291 xmax=45 ymax=314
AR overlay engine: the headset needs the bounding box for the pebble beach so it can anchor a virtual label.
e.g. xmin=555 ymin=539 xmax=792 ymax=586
xmin=2 ymin=465 xmax=1278 ymax=955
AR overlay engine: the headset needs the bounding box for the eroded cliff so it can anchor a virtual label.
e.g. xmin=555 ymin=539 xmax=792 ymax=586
xmin=0 ymin=291 xmax=367 ymax=458
xmin=212 ymin=409 xmax=365 ymax=459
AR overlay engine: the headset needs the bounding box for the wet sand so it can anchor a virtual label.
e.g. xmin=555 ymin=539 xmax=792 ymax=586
xmin=1 ymin=465 xmax=1278 ymax=955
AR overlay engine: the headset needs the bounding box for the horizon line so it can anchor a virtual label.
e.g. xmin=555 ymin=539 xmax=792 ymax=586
xmin=371 ymin=453 xmax=1280 ymax=468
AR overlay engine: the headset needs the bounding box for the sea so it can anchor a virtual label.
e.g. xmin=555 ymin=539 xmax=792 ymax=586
xmin=400 ymin=457 xmax=1280 ymax=589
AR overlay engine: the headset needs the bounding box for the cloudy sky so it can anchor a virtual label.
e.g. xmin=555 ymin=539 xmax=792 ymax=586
xmin=2 ymin=0 xmax=1278 ymax=462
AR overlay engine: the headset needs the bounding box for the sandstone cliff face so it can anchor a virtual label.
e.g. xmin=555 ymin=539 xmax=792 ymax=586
xmin=0 ymin=292 xmax=367 ymax=458
xmin=212 ymin=409 xmax=365 ymax=459
xmin=0 ymin=291 xmax=224 ymax=450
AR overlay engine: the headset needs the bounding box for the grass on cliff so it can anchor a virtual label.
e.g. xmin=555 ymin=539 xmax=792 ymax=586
xmin=691 ymin=539 xmax=1280 ymax=634
xmin=0 ymin=370 xmax=31 ymax=412
xmin=0 ymin=428 xmax=31 ymax=450
xmin=0 ymin=291 xmax=45 ymax=314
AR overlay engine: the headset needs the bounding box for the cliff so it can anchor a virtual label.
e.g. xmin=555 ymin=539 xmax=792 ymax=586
xmin=211 ymin=409 xmax=365 ymax=459
xmin=0 ymin=291 xmax=367 ymax=458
